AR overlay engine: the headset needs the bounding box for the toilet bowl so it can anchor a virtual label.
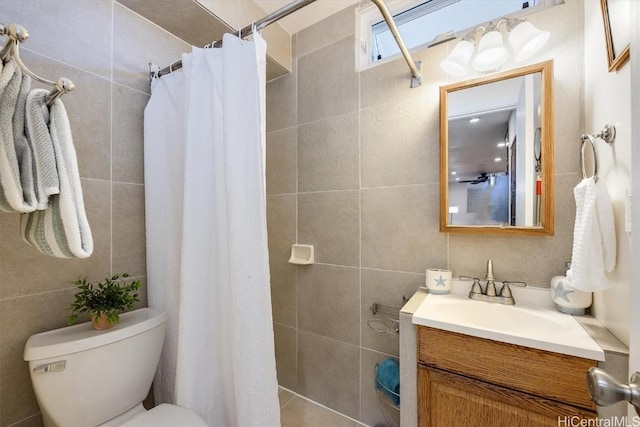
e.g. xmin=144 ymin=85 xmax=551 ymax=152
xmin=24 ymin=308 xmax=206 ymax=427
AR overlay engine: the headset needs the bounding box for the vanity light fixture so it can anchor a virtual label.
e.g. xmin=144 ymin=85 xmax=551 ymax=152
xmin=469 ymin=117 xmax=480 ymax=123
xmin=439 ymin=37 xmax=475 ymax=76
xmin=509 ymin=20 xmax=550 ymax=62
xmin=472 ymin=23 xmax=509 ymax=73
xmin=494 ymin=157 xmax=502 ymax=162
xmin=440 ymin=18 xmax=550 ymax=76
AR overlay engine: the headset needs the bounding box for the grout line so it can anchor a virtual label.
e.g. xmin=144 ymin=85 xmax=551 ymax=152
xmin=296 ymin=34 xmax=356 ymax=64
xmin=6 ymin=413 xmax=42 ymax=427
xmin=297 ymin=108 xmax=359 ymax=129
xmin=266 ymin=123 xmax=298 ymax=135
xmin=111 ymin=180 xmax=145 ymax=186
xmin=357 ymin=45 xmax=363 ymax=422
xmin=111 ymin=79 xmax=152 ymax=97
xmin=278 ymin=386 xmax=367 ymax=426
xmin=109 ymin=0 xmax=115 ymax=276
xmin=360 ymin=266 xmax=425 ymax=276
xmin=311 ymin=262 xmax=360 ymax=270
xmin=20 ymin=45 xmax=111 ymax=84
xmin=312 ymin=262 xmax=426 ymax=277
xmin=80 ymin=177 xmax=149 ymax=187
xmin=297 ymin=329 xmax=361 ymax=350
xmin=293 ymin=39 xmax=300 ymax=384
xmin=266 ymin=191 xmax=297 ymax=197
xmin=80 ymin=177 xmax=113 ymax=184
xmin=279 ymin=392 xmax=295 ymax=409
xmin=294 ymin=188 xmax=361 ymax=195
xmin=280 ymin=182 xmax=439 ymax=197
xmin=0 ymin=286 xmax=76 ymax=303
xmin=0 ymin=277 xmax=147 ymax=303
xmin=273 ymin=321 xmax=297 ymax=330
xmin=360 ymin=345 xmax=400 ymax=360
xmin=21 ymin=45 xmax=152 ymax=98
xmin=360 ymin=182 xmax=438 ymax=191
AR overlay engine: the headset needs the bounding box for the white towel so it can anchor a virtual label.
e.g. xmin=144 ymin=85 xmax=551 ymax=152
xmin=21 ymin=92 xmax=93 ymax=259
xmin=567 ymin=177 xmax=616 ymax=291
xmin=0 ymin=60 xmax=37 ymax=212
xmin=25 ymin=88 xmax=60 ymax=208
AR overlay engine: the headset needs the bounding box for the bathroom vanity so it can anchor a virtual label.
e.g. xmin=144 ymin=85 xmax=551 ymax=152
xmin=417 ymin=326 xmax=596 ymax=426
xmin=405 ymin=280 xmax=616 ymax=427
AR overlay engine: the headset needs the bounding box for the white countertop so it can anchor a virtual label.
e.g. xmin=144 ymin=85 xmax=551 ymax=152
xmin=412 ymin=281 xmax=605 ymax=361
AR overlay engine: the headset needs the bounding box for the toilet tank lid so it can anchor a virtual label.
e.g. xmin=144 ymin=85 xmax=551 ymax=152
xmin=24 ymin=308 xmax=168 ymax=362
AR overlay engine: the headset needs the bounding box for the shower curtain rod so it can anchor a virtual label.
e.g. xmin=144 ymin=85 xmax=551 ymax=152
xmin=154 ymin=0 xmax=422 ymax=87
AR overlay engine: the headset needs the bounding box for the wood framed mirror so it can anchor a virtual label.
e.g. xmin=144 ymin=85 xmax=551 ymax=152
xmin=440 ymin=60 xmax=554 ymax=235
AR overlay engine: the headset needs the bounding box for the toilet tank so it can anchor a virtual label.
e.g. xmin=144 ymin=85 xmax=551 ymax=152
xmin=24 ymin=308 xmax=168 ymax=427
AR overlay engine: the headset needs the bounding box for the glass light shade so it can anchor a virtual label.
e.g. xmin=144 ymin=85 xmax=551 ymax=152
xmin=472 ymin=30 xmax=508 ymax=72
xmin=509 ymin=21 xmax=550 ymax=62
xmin=440 ymin=40 xmax=474 ymax=76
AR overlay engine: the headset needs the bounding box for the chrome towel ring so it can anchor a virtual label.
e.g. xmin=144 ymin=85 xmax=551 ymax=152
xmin=580 ymin=134 xmax=599 ymax=182
xmin=580 ymin=124 xmax=616 ymax=182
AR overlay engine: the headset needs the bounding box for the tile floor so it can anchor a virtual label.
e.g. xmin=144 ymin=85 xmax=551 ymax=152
xmin=279 ymin=388 xmax=362 ymax=427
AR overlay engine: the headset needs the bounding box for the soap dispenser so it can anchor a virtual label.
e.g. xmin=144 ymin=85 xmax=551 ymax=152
xmin=550 ymin=262 xmax=592 ymax=315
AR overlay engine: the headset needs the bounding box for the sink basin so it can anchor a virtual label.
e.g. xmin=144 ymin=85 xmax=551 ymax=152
xmin=427 ymin=296 xmax=571 ymax=335
xmin=413 ymin=291 xmax=604 ymax=361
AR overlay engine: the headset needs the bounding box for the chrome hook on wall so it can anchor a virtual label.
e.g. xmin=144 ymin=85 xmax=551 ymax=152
xmin=595 ymin=124 xmax=616 ymax=144
xmin=1 ymin=22 xmax=75 ymax=106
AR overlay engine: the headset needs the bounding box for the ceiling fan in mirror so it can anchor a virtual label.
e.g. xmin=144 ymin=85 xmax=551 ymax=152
xmin=459 ymin=172 xmax=489 ymax=184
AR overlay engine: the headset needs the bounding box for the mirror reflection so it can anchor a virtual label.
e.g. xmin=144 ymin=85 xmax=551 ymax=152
xmin=440 ymin=61 xmax=554 ymax=235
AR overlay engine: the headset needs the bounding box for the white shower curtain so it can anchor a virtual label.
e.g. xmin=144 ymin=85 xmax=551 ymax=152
xmin=143 ymin=33 xmax=280 ymax=427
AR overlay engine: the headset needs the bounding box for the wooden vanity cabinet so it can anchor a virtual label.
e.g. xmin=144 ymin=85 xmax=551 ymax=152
xmin=417 ymin=326 xmax=598 ymax=427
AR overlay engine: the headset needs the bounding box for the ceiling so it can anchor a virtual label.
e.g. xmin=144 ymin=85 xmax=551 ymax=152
xmin=254 ymin=0 xmax=359 ymax=34
xmin=447 ymin=77 xmax=524 ymax=183
xmin=448 ymin=110 xmax=513 ymax=183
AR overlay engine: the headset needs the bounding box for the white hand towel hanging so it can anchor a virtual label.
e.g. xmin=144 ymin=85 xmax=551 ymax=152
xmin=567 ymin=177 xmax=616 ymax=291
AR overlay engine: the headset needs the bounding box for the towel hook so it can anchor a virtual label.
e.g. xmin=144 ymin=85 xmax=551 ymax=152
xmin=581 ymin=134 xmax=599 ymax=182
xmin=1 ymin=22 xmax=75 ymax=106
xmin=0 ymin=22 xmax=28 ymax=60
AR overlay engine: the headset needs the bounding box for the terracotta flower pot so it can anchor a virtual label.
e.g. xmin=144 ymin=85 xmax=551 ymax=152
xmin=91 ymin=314 xmax=114 ymax=330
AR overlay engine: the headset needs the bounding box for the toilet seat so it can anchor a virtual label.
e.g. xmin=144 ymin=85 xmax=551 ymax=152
xmin=120 ymin=404 xmax=207 ymax=427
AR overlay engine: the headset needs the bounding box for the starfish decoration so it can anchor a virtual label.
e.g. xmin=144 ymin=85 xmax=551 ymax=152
xmin=434 ymin=275 xmax=447 ymax=287
xmin=553 ymin=281 xmax=575 ymax=303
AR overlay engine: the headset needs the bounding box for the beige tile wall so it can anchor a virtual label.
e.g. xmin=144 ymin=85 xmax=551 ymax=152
xmin=266 ymin=1 xmax=585 ymax=424
xmin=0 ymin=2 xmax=188 ymax=426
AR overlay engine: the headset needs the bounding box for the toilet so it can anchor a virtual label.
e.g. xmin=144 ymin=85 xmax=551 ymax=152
xmin=24 ymin=308 xmax=207 ymax=427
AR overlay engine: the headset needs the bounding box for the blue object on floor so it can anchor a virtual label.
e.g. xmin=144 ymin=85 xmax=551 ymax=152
xmin=375 ymin=358 xmax=400 ymax=405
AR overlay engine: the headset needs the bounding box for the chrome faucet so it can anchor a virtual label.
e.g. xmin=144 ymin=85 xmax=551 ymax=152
xmin=467 ymin=260 xmax=526 ymax=305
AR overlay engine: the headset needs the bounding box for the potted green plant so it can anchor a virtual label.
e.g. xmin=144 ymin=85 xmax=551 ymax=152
xmin=67 ymin=273 xmax=141 ymax=330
